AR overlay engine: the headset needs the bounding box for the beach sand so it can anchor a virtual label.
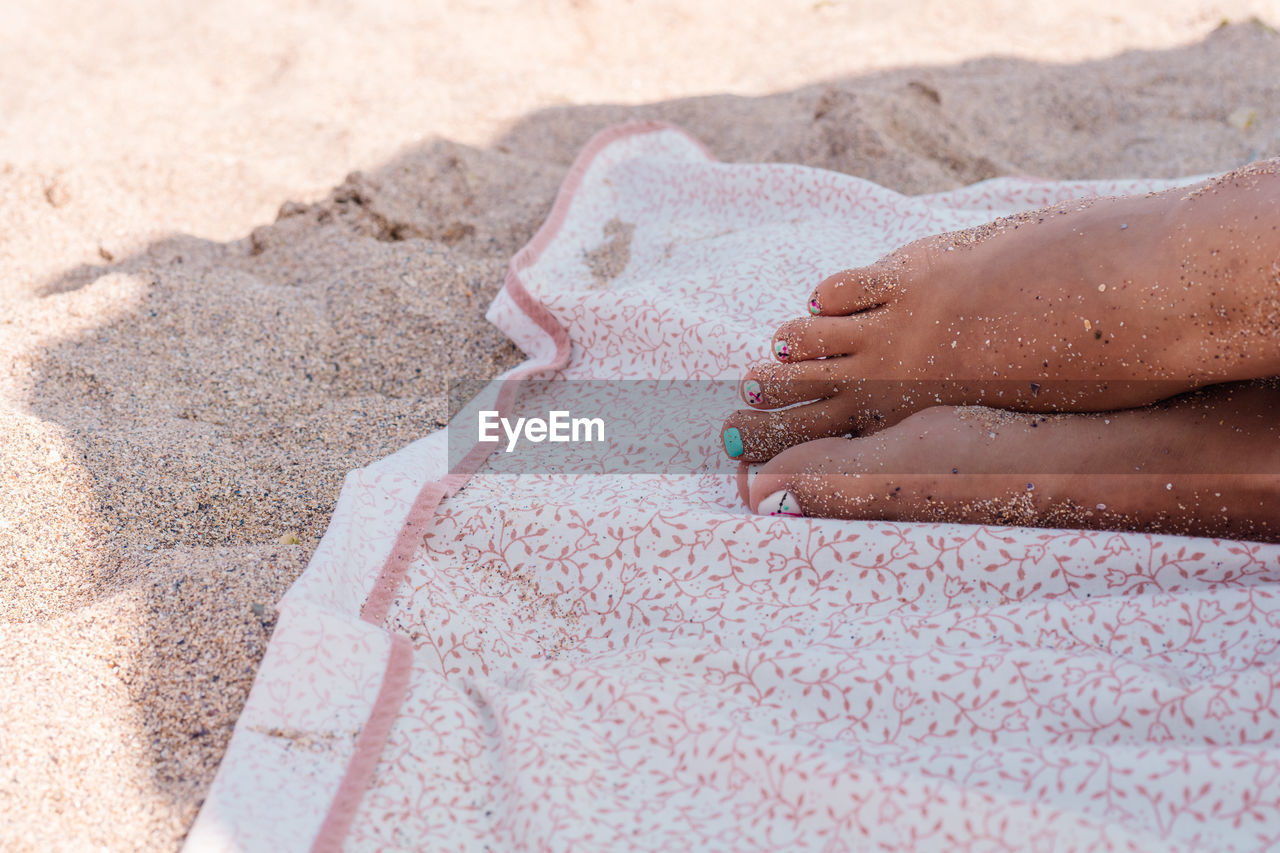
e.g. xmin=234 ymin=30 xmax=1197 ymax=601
xmin=2 ymin=0 xmax=1279 ymax=848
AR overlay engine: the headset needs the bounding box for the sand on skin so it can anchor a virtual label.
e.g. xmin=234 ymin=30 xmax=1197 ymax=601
xmin=2 ymin=1 xmax=1280 ymax=848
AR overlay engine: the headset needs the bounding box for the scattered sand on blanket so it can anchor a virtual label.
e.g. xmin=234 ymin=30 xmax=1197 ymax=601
xmin=585 ymin=218 xmax=637 ymax=287
xmin=2 ymin=1 xmax=1279 ymax=848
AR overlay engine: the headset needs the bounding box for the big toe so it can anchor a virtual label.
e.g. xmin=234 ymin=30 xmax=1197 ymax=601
xmin=748 ymin=437 xmax=854 ymax=516
xmin=721 ymin=394 xmax=872 ymax=463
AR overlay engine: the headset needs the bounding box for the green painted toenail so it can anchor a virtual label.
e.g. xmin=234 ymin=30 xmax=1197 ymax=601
xmin=723 ymin=427 xmax=744 ymax=458
xmin=808 ymin=297 xmax=821 ymax=315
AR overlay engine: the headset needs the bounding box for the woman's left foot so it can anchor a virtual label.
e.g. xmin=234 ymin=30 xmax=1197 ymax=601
xmin=723 ymin=162 xmax=1280 ymax=463
xmin=744 ymin=380 xmax=1280 ymax=541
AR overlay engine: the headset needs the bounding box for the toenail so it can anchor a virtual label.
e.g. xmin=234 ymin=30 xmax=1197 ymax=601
xmin=742 ymin=379 xmax=763 ymax=404
xmin=808 ymin=297 xmax=821 ymax=315
xmin=773 ymin=340 xmax=789 ymax=360
xmin=757 ymin=490 xmax=803 ymax=517
xmin=723 ymin=427 xmax=744 ymax=458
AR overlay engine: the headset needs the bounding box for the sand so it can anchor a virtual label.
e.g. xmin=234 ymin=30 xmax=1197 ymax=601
xmin=2 ymin=0 xmax=1279 ymax=848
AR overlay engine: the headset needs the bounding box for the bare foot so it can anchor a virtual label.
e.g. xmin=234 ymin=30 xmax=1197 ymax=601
xmin=742 ymin=381 xmax=1280 ymax=541
xmin=723 ymin=160 xmax=1280 ymax=462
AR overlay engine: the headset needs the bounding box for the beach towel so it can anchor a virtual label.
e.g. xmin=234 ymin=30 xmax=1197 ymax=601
xmin=186 ymin=123 xmax=1280 ymax=852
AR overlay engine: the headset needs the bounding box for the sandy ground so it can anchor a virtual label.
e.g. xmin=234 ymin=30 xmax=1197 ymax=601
xmin=2 ymin=0 xmax=1279 ymax=848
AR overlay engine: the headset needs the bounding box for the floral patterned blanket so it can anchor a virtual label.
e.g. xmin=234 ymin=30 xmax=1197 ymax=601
xmin=187 ymin=123 xmax=1280 ymax=852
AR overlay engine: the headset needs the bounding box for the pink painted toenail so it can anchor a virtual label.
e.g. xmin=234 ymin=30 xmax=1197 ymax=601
xmin=808 ymin=297 xmax=821 ymax=315
xmin=757 ymin=490 xmax=803 ymax=517
xmin=773 ymin=340 xmax=789 ymax=360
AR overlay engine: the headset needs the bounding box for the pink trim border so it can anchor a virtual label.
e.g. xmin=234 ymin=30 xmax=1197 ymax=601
xmin=311 ymin=633 xmax=412 ymax=852
xmin=310 ymin=120 xmax=710 ymax=851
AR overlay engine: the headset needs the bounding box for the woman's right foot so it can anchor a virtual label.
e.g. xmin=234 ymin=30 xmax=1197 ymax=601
xmin=724 ymin=160 xmax=1280 ymax=462
xmin=744 ymin=380 xmax=1280 ymax=542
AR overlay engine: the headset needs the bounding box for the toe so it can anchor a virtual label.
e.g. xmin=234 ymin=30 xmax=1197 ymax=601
xmin=755 ymin=488 xmax=806 ymax=517
xmin=748 ymin=437 xmax=854 ymax=515
xmin=721 ymin=396 xmax=871 ymax=463
xmin=807 ymin=259 xmax=901 ymax=317
xmin=773 ymin=313 xmax=890 ymax=362
xmin=740 ymin=360 xmax=844 ymax=409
